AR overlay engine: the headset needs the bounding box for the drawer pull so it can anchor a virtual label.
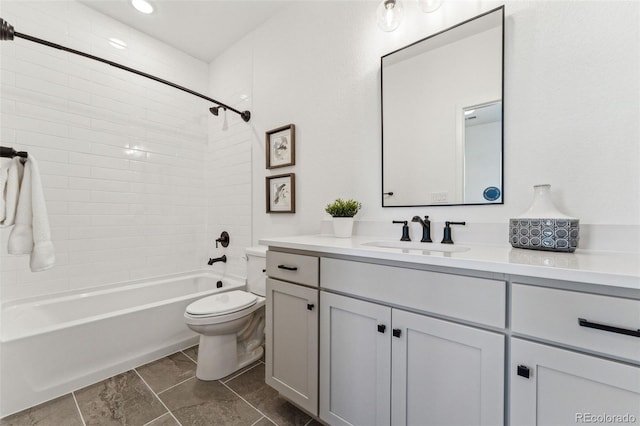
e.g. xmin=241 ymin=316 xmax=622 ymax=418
xmin=517 ymin=365 xmax=531 ymax=379
xmin=307 ymin=304 xmax=315 ymax=311
xmin=578 ymin=318 xmax=640 ymax=338
xmin=277 ymin=265 xmax=298 ymax=271
xmin=392 ymin=328 xmax=402 ymax=338
xmin=378 ymin=324 xmax=386 ymax=333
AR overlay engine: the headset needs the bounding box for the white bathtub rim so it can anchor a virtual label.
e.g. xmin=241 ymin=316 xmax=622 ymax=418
xmin=1 ymin=271 xmax=246 ymax=343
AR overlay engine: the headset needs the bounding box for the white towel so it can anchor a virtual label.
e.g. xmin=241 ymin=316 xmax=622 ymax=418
xmin=0 ymin=157 xmax=24 ymax=227
xmin=8 ymin=155 xmax=55 ymax=272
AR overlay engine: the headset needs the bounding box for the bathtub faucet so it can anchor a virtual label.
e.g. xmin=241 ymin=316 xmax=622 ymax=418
xmin=208 ymin=255 xmax=227 ymax=265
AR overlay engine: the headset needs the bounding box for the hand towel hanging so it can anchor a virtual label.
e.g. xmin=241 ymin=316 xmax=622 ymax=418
xmin=8 ymin=155 xmax=55 ymax=272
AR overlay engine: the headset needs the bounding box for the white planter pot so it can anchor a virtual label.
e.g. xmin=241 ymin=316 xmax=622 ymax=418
xmin=332 ymin=217 xmax=354 ymax=238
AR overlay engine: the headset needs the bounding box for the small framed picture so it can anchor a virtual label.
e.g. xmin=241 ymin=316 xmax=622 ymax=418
xmin=266 ymin=124 xmax=295 ymax=169
xmin=266 ymin=173 xmax=295 ymax=213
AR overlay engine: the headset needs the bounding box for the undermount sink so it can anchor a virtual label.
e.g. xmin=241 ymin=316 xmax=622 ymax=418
xmin=362 ymin=240 xmax=471 ymax=253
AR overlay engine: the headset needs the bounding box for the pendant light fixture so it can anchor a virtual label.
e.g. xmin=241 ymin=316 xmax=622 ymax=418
xmin=418 ymin=0 xmax=443 ymax=13
xmin=376 ymin=0 xmax=404 ymax=32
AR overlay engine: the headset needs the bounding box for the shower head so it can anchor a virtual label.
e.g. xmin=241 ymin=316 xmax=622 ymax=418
xmin=0 ymin=18 xmax=15 ymax=41
xmin=209 ymin=106 xmax=250 ymax=122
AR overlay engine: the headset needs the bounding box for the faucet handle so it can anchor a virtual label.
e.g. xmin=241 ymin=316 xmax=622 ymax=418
xmin=441 ymin=221 xmax=466 ymax=244
xmin=215 ymin=231 xmax=230 ymax=248
xmin=392 ymin=220 xmax=411 ymax=241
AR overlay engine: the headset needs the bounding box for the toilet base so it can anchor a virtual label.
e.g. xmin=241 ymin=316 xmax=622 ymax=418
xmin=196 ymin=334 xmax=236 ymax=380
xmin=195 ymin=335 xmax=265 ymax=380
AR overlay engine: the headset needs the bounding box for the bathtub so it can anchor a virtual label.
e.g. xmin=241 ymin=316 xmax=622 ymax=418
xmin=0 ymin=271 xmax=244 ymax=418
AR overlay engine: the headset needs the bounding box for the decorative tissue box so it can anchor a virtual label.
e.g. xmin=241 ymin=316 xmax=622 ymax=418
xmin=509 ymin=218 xmax=580 ymax=252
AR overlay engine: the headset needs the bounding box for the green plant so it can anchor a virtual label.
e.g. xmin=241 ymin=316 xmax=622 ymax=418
xmin=325 ymin=198 xmax=362 ymax=217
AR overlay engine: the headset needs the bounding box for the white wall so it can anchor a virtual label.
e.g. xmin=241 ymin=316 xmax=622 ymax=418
xmin=0 ymin=1 xmax=211 ymax=301
xmin=208 ymin=0 xmax=639 ymax=249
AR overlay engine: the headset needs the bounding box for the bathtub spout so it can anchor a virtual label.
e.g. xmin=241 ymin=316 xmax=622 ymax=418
xmin=208 ymin=255 xmax=227 ymax=265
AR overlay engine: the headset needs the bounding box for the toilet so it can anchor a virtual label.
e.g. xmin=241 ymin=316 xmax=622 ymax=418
xmin=184 ymin=246 xmax=267 ymax=380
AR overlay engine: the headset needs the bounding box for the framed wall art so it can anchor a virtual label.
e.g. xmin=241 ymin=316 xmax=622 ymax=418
xmin=266 ymin=124 xmax=295 ymax=169
xmin=266 ymin=173 xmax=295 ymax=213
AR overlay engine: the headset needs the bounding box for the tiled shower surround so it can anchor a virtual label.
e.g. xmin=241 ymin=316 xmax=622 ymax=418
xmin=0 ymin=1 xmax=220 ymax=301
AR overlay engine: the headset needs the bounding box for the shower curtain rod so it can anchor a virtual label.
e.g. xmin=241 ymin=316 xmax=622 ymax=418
xmin=0 ymin=18 xmax=251 ymax=122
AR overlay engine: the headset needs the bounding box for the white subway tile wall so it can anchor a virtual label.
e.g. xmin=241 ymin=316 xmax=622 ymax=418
xmin=205 ymin=96 xmax=253 ymax=280
xmin=0 ymin=2 xmax=211 ymax=301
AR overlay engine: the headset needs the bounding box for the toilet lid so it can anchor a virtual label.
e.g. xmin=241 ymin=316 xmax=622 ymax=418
xmin=186 ymin=290 xmax=258 ymax=316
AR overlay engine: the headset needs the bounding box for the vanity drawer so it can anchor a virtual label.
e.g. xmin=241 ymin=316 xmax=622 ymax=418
xmin=512 ymin=284 xmax=640 ymax=361
xmin=267 ymin=251 xmax=319 ymax=287
xmin=321 ymin=258 xmax=506 ymax=328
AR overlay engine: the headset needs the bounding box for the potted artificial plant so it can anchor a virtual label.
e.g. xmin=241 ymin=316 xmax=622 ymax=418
xmin=325 ymin=198 xmax=362 ymax=238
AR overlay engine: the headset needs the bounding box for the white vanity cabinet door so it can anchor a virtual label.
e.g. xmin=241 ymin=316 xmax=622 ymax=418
xmin=319 ymin=292 xmax=392 ymax=426
xmin=391 ymin=309 xmax=505 ymax=426
xmin=265 ymin=278 xmax=319 ymax=415
xmin=511 ymin=338 xmax=640 ymax=426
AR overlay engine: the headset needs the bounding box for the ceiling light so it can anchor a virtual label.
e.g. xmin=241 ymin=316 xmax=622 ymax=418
xmin=131 ymin=0 xmax=154 ymax=14
xmin=377 ymin=0 xmax=404 ymax=32
xmin=108 ymin=38 xmax=127 ymax=49
xmin=418 ymin=0 xmax=443 ymax=13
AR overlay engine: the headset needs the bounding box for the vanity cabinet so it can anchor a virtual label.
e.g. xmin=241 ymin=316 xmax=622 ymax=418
xmin=319 ymin=263 xmax=505 ymax=426
xmin=265 ymin=251 xmax=319 ymax=415
xmin=510 ymin=284 xmax=640 ymax=425
xmin=263 ymin=240 xmax=639 ymax=426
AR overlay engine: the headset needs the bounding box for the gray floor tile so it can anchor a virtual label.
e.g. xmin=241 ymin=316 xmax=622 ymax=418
xmin=75 ymin=370 xmax=167 ymax=426
xmin=145 ymin=413 xmax=179 ymax=426
xmin=226 ymin=364 xmax=311 ymax=426
xmin=0 ymin=394 xmax=83 ymax=426
xmin=159 ymin=377 xmax=262 ymax=426
xmin=137 ymin=352 xmax=196 ymax=393
xmin=252 ymin=417 xmax=276 ymax=426
xmin=182 ymin=345 xmax=198 ymax=363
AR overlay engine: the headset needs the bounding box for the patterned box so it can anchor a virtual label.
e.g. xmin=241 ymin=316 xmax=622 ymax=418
xmin=509 ymin=218 xmax=579 ymax=252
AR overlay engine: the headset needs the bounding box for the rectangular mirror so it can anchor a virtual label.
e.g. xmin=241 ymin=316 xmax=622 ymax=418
xmin=381 ymin=6 xmax=504 ymax=207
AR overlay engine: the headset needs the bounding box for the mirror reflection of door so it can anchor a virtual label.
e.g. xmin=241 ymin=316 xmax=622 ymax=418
xmin=462 ymin=101 xmax=502 ymax=204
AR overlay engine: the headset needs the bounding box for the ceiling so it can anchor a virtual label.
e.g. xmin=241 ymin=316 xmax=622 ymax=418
xmin=80 ymin=0 xmax=287 ymax=62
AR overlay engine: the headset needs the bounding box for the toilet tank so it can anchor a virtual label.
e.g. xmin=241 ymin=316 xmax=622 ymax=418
xmin=246 ymin=246 xmax=267 ymax=296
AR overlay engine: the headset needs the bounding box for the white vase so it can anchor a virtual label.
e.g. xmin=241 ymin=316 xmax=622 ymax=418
xmin=510 ymin=184 xmax=579 ymax=252
xmin=332 ymin=217 xmax=354 ymax=238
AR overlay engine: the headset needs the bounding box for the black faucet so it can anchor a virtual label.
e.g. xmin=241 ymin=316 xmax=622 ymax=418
xmin=441 ymin=221 xmax=466 ymax=244
xmin=208 ymin=255 xmax=227 ymax=265
xmin=392 ymin=220 xmax=411 ymax=241
xmin=411 ymin=216 xmax=432 ymax=243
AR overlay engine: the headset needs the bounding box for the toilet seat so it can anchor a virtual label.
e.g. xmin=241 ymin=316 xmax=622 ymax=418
xmin=186 ymin=290 xmax=257 ymax=317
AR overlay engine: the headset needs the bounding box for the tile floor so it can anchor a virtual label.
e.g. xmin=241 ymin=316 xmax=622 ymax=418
xmin=1 ymin=346 xmax=321 ymax=426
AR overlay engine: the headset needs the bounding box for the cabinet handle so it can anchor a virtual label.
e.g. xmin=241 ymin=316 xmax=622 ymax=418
xmin=392 ymin=328 xmax=402 ymax=338
xmin=378 ymin=324 xmax=386 ymax=333
xmin=578 ymin=318 xmax=640 ymax=338
xmin=277 ymin=265 xmax=298 ymax=271
xmin=307 ymin=304 xmax=315 ymax=311
xmin=517 ymin=365 xmax=531 ymax=379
